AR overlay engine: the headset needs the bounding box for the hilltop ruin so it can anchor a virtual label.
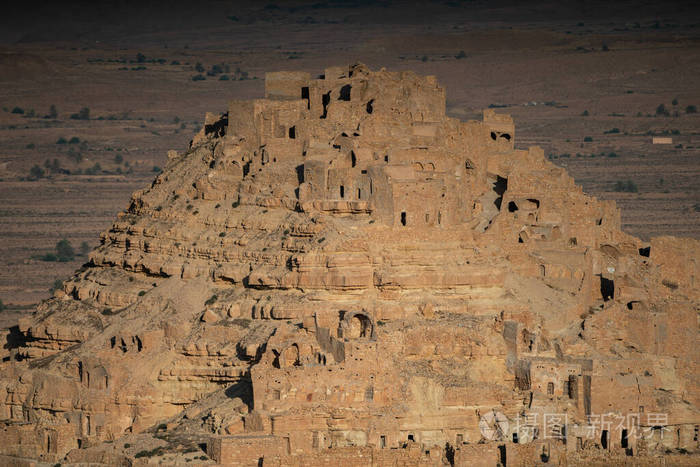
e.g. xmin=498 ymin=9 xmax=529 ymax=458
xmin=1 ymin=63 xmax=698 ymax=466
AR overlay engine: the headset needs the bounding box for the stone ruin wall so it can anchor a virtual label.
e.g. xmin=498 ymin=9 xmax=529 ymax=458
xmin=0 ymin=63 xmax=698 ymax=466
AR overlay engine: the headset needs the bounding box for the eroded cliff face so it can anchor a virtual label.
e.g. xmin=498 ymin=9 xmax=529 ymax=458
xmin=1 ymin=64 xmax=698 ymax=466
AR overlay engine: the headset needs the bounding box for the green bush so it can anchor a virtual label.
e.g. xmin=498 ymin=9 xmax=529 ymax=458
xmin=69 ymin=136 xmax=80 ymax=144
xmin=604 ymin=128 xmax=620 ymax=134
xmin=152 ymin=166 xmax=162 ymax=172
xmin=29 ymin=165 xmax=45 ymax=180
xmin=84 ymin=163 xmax=102 ymax=175
xmin=115 ymin=154 xmax=123 ymax=164
xmin=195 ymin=62 xmax=205 ymax=72
xmin=686 ymin=105 xmax=697 ymax=113
xmin=138 ymin=290 xmax=146 ymax=296
xmin=70 ymin=107 xmax=90 ymax=120
xmin=26 ymin=143 xmax=35 ymax=149
xmin=48 ymin=104 xmax=58 ymax=119
xmin=11 ymin=106 xmax=24 ymax=114
xmin=191 ymin=74 xmax=205 ymax=81
xmin=583 ymin=136 xmax=593 ymax=142
xmin=56 ymin=239 xmax=75 ymax=262
xmin=655 ymin=104 xmax=669 ymax=116
xmin=613 ymin=180 xmax=638 ymax=193
xmin=456 ymin=50 xmax=467 ymax=59
xmin=219 ymin=74 xmax=230 ymax=81
xmin=581 ymin=110 xmax=589 ymax=116
xmin=56 ymin=137 xmax=67 ymax=144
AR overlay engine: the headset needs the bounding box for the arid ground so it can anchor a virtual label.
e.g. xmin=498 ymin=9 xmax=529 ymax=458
xmin=1 ymin=0 xmax=699 ymax=316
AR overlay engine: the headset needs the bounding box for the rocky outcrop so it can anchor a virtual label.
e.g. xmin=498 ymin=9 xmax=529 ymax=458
xmin=0 ymin=64 xmax=698 ymax=465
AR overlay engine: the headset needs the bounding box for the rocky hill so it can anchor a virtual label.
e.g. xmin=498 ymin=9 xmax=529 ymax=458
xmin=1 ymin=64 xmax=698 ymax=466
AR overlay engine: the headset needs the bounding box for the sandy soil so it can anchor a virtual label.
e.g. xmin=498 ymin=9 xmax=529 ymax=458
xmin=1 ymin=0 xmax=698 ymax=309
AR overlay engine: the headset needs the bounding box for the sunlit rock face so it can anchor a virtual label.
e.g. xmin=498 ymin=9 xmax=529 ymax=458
xmin=1 ymin=63 xmax=698 ymax=466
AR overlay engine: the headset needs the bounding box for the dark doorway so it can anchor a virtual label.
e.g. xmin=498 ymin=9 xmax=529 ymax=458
xmin=401 ymin=212 xmax=407 ymax=226
xmin=493 ymin=176 xmax=508 ymax=210
xmin=601 ymin=430 xmax=608 ymax=449
xmin=301 ymin=86 xmax=310 ymax=109
xmin=339 ymin=84 xmax=351 ymax=101
xmin=288 ymin=126 xmax=296 ymax=139
xmin=498 ymin=444 xmax=506 ymax=466
xmin=321 ymin=91 xmax=330 ymax=118
xmin=621 ymin=429 xmax=628 ymax=448
xmin=600 ymin=276 xmax=615 ymax=301
xmin=340 ymin=185 xmax=345 ymax=198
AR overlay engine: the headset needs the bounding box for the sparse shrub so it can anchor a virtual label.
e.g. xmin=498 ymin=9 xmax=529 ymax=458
xmin=456 ymin=50 xmax=467 ymax=59
xmin=581 ymin=110 xmax=589 ymax=116
xmin=195 ymin=62 xmax=204 ymax=73
xmin=138 ymin=290 xmax=146 ymax=296
xmin=191 ymin=74 xmax=206 ymax=81
xmin=152 ymin=166 xmax=162 ymax=172
xmin=219 ymin=232 xmax=225 ymax=237
xmin=232 ymin=318 xmax=251 ymax=328
xmin=56 ymin=137 xmax=67 ymax=144
xmin=136 ymin=52 xmax=146 ymax=63
xmin=607 ymin=152 xmax=619 ymax=158
xmin=421 ymin=55 xmax=428 ymax=62
xmin=56 ymin=239 xmax=75 ymax=262
xmin=219 ymin=74 xmax=230 ymax=81
xmin=672 ymin=97 xmax=678 ymax=106
xmin=613 ymin=180 xmax=638 ymax=193
xmin=50 ymin=279 xmax=63 ymax=293
xmin=29 ymin=164 xmax=45 ymax=180
xmin=84 ymin=163 xmax=102 ymax=175
xmin=48 ymin=104 xmax=58 ymax=119
xmin=26 ymin=143 xmax=35 ymax=149
xmin=604 ymin=128 xmax=620 ymax=134
xmin=70 ymin=107 xmax=90 ymax=120
xmin=68 ymin=136 xmax=80 ymax=144
xmin=115 ymin=154 xmax=123 ymax=164
xmin=11 ymin=106 xmax=24 ymax=114
xmin=205 ymin=295 xmax=218 ymax=305
xmin=601 ymin=42 xmax=609 ymax=51
xmin=686 ymin=105 xmax=697 ymax=113
xmin=655 ymin=104 xmax=669 ymax=116
xmin=583 ymin=136 xmax=593 ymax=142
xmin=171 ymin=60 xmax=180 ymax=65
